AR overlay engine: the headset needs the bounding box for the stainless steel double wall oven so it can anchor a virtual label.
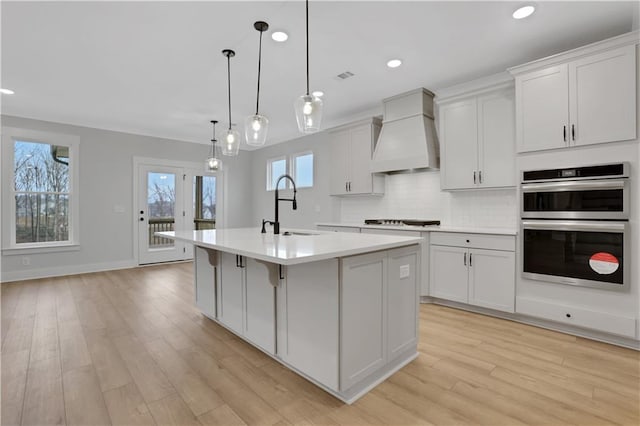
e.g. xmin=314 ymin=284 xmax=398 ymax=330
xmin=521 ymin=163 xmax=630 ymax=291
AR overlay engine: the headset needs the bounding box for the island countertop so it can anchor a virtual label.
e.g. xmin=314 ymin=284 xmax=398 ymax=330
xmin=157 ymin=228 xmax=422 ymax=265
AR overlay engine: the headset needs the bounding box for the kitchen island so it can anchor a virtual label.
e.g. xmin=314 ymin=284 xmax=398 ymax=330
xmin=157 ymin=228 xmax=422 ymax=404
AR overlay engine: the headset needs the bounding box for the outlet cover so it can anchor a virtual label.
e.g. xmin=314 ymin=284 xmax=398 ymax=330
xmin=399 ymin=264 xmax=410 ymax=279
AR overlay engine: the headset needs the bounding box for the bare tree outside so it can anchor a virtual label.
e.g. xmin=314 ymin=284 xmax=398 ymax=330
xmin=14 ymin=140 xmax=70 ymax=243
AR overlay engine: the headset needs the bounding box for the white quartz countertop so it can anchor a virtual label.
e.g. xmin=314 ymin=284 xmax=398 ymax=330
xmin=157 ymin=228 xmax=422 ymax=265
xmin=316 ymin=222 xmax=517 ymax=235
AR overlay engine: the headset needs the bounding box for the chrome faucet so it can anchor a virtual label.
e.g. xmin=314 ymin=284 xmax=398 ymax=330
xmin=262 ymin=174 xmax=297 ymax=234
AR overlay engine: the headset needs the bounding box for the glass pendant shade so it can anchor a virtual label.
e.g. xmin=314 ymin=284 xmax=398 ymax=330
xmin=206 ymin=155 xmax=221 ymax=172
xmin=294 ymin=94 xmax=323 ymax=133
xmin=245 ymin=114 xmax=269 ymax=146
xmin=221 ymin=128 xmax=240 ymax=156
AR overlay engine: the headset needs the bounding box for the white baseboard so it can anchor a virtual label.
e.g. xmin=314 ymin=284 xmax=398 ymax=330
xmin=1 ymin=259 xmax=137 ymax=283
xmin=421 ymin=296 xmax=640 ymax=350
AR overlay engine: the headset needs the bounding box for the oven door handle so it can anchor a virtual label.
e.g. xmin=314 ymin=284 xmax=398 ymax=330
xmin=522 ymin=220 xmax=628 ymax=233
xmin=521 ymin=179 xmax=627 ymax=193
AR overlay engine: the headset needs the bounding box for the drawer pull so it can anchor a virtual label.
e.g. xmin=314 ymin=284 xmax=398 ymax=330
xmin=566 ymin=313 xmax=572 ymax=318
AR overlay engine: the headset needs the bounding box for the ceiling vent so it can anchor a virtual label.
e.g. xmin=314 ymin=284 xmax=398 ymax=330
xmin=335 ymin=71 xmax=355 ymax=80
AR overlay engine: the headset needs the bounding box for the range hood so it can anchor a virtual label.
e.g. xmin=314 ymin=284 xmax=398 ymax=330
xmin=371 ymin=88 xmax=439 ymax=173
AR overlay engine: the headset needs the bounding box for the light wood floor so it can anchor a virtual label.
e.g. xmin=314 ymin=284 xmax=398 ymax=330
xmin=2 ymin=263 xmax=639 ymax=426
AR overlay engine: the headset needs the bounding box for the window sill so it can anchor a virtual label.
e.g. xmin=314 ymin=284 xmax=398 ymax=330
xmin=2 ymin=244 xmax=81 ymax=256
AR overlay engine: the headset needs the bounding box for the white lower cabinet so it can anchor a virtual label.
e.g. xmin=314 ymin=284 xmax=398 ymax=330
xmin=218 ymin=252 xmax=276 ymax=354
xmin=194 ymin=246 xmax=217 ymax=319
xmin=430 ymin=232 xmax=515 ymax=313
xmin=340 ymin=245 xmax=419 ymax=391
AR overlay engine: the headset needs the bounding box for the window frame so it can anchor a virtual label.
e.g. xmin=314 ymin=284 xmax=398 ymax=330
xmin=266 ymin=155 xmax=289 ymax=191
xmin=290 ymin=150 xmax=314 ymax=189
xmin=2 ymin=127 xmax=80 ymax=252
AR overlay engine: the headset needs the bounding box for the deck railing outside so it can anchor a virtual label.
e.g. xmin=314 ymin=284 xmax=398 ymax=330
xmin=148 ymin=218 xmax=216 ymax=247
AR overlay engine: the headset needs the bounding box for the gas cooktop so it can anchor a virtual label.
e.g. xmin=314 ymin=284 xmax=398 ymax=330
xmin=364 ymin=219 xmax=441 ymax=227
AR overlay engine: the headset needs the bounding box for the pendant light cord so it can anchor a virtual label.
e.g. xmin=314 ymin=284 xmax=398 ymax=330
xmin=227 ymin=55 xmax=232 ymax=130
xmin=256 ymin=30 xmax=263 ymax=115
xmin=305 ymin=0 xmax=310 ymax=96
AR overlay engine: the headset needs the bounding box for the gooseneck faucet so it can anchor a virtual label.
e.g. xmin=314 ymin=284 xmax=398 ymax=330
xmin=262 ymin=174 xmax=297 ymax=234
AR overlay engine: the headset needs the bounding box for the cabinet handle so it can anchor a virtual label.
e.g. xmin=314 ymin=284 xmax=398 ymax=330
xmin=563 ymin=125 xmax=567 ymax=142
xmin=571 ymin=124 xmax=575 ymax=141
xmin=236 ymin=255 xmax=245 ymax=268
xmin=463 ymin=252 xmax=467 ymax=266
xmin=473 ymin=171 xmax=477 ymax=184
xmin=348 ymin=182 xmax=351 ymax=192
xmin=469 ymin=253 xmax=473 ymax=267
xmin=279 ymin=265 xmax=285 ymax=280
xmin=345 ymin=182 xmax=348 ymax=192
xmin=479 ymin=171 xmax=482 ymax=184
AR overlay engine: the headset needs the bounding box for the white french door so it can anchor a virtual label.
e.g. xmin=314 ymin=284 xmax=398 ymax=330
xmin=136 ymin=161 xmax=220 ymax=265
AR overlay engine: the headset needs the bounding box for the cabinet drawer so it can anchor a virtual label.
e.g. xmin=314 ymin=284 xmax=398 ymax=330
xmin=317 ymin=225 xmax=361 ymax=233
xmin=430 ymin=232 xmax=515 ymax=251
xmin=361 ymin=228 xmax=422 ymax=237
xmin=516 ymin=296 xmax=637 ymax=338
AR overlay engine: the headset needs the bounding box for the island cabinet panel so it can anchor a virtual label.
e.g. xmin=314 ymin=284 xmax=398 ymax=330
xmin=387 ymin=246 xmax=419 ymax=362
xmin=194 ymin=247 xmax=217 ymax=319
xmin=244 ymin=259 xmax=276 ymax=354
xmin=278 ymin=260 xmax=340 ymax=391
xmin=340 ymin=252 xmax=387 ymax=390
xmin=217 ymin=252 xmax=244 ymax=335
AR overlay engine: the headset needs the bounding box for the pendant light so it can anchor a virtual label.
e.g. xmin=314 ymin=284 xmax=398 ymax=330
xmin=206 ymin=120 xmax=222 ymax=172
xmin=294 ymin=0 xmax=323 ymax=134
xmin=245 ymin=21 xmax=269 ymax=146
xmin=221 ymin=49 xmax=240 ymax=156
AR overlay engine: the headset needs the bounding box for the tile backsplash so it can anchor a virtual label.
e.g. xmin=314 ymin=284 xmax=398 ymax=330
xmin=340 ymin=171 xmax=518 ymax=229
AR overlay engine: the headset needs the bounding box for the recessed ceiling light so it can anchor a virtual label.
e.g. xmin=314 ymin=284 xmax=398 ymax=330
xmin=513 ymin=5 xmax=535 ymax=19
xmin=386 ymin=59 xmax=402 ymax=68
xmin=0 ymin=88 xmax=15 ymax=95
xmin=271 ymin=31 xmax=288 ymax=42
xmin=312 ymin=90 xmax=324 ymax=97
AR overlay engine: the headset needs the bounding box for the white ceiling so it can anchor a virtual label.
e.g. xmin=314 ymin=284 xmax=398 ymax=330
xmin=1 ymin=1 xmax=637 ymax=149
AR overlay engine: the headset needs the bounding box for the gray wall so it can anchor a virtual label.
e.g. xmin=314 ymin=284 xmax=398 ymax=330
xmin=1 ymin=115 xmax=253 ymax=281
xmin=250 ymin=130 xmax=340 ymax=230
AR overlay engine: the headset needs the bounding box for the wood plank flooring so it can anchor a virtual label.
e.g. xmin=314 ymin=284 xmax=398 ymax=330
xmin=2 ymin=262 xmax=638 ymax=425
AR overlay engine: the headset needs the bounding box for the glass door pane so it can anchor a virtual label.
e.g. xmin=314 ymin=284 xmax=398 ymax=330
xmin=193 ymin=175 xmax=216 ymax=230
xmin=147 ymin=172 xmax=176 ymax=248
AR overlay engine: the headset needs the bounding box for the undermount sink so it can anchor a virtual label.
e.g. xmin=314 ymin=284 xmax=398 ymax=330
xmin=282 ymin=231 xmax=319 ymax=236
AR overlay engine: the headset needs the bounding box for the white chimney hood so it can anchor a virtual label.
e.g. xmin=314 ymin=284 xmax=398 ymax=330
xmin=371 ymin=88 xmax=439 ymax=173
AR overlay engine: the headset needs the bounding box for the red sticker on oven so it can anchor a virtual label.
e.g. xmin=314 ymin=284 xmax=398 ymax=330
xmin=589 ymin=252 xmax=619 ymax=275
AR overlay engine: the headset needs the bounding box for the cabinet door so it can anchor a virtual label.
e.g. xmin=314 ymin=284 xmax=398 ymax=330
xmin=349 ymin=124 xmax=374 ymax=194
xmin=341 ymin=251 xmax=387 ymax=391
xmin=218 ymin=252 xmax=244 ymax=334
xmin=569 ymin=45 xmax=636 ymax=147
xmin=387 ymin=246 xmax=419 ymax=362
xmin=194 ymin=247 xmax=217 ymax=319
xmin=440 ymin=99 xmax=478 ymax=189
xmin=516 ymin=64 xmax=569 ymax=152
xmin=244 ymin=258 xmax=276 ymax=354
xmin=329 ymin=129 xmax=350 ymax=195
xmin=477 ymin=90 xmax=516 ymax=188
xmin=429 ymin=245 xmax=468 ymax=303
xmin=468 ymin=248 xmax=515 ymax=313
xmin=280 ymin=259 xmax=339 ymax=391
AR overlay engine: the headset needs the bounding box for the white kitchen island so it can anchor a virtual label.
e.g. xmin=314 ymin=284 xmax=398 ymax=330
xmin=157 ymin=228 xmax=422 ymax=404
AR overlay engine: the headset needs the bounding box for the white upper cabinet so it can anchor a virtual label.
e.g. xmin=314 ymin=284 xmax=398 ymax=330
xmin=438 ymin=84 xmax=515 ymax=190
xmin=510 ymin=35 xmax=637 ymax=153
xmin=328 ymin=118 xmax=384 ymax=196
xmin=569 ymin=45 xmax=637 ymax=147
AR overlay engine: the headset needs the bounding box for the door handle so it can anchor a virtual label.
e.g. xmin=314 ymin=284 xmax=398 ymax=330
xmin=463 ymin=252 xmax=467 ymax=266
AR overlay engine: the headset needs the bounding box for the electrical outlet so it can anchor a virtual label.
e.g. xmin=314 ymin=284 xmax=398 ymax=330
xmin=399 ymin=264 xmax=410 ymax=279
xmin=21 ymin=256 xmax=30 ymax=266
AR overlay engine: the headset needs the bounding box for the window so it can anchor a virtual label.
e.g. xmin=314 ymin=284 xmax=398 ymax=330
xmin=266 ymin=152 xmax=314 ymax=191
xmin=266 ymin=156 xmax=288 ymax=191
xmin=292 ymin=151 xmax=314 ymax=188
xmin=2 ymin=128 xmax=80 ymax=250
